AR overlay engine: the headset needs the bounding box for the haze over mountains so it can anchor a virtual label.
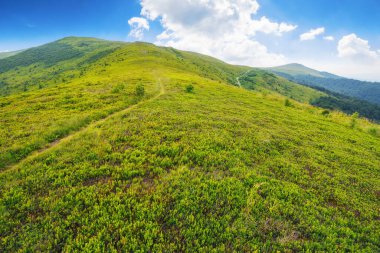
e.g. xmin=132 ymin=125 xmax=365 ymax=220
xmin=0 ymin=37 xmax=379 ymax=252
xmin=0 ymin=50 xmax=25 ymax=60
xmin=268 ymin=63 xmax=380 ymax=105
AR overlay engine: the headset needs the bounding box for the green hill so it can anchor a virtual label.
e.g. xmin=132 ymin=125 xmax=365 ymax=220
xmin=0 ymin=37 xmax=125 ymax=96
xmin=0 ymin=49 xmax=25 ymax=60
xmin=268 ymin=63 xmax=380 ymax=106
xmin=267 ymin=63 xmax=340 ymax=79
xmin=238 ymin=69 xmax=326 ymax=103
xmin=0 ymin=38 xmax=379 ymax=252
xmin=0 ymin=38 xmax=330 ymax=170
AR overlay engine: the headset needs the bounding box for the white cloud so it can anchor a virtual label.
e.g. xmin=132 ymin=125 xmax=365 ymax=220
xmin=300 ymin=27 xmax=325 ymax=41
xmin=128 ymin=17 xmax=149 ymax=40
xmin=279 ymin=23 xmax=298 ymax=33
xmin=338 ymin=33 xmax=379 ymax=60
xmin=250 ymin=16 xmax=297 ymax=36
xmin=331 ymin=34 xmax=380 ymax=80
xmin=137 ymin=0 xmax=297 ymax=67
xmin=323 ymin=36 xmax=334 ymax=41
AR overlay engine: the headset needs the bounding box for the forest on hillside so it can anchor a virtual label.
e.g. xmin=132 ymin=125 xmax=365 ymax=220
xmin=274 ymin=72 xmax=380 ymax=105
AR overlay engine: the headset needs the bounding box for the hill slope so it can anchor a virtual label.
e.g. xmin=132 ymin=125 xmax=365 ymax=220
xmin=0 ymin=38 xmax=379 ymax=252
xmin=267 ymin=63 xmax=340 ymax=79
xmin=0 ymin=37 xmax=125 ymax=96
xmin=238 ymin=69 xmax=326 ymax=103
xmin=0 ymin=38 xmax=336 ymax=170
xmin=241 ymin=67 xmax=380 ymax=122
xmin=0 ymin=49 xmax=25 ymax=59
xmin=268 ymin=63 xmax=380 ymax=105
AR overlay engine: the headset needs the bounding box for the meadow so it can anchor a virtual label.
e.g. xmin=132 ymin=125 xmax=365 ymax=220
xmin=0 ymin=38 xmax=379 ymax=252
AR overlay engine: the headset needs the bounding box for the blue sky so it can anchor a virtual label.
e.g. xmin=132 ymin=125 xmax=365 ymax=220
xmin=0 ymin=0 xmax=141 ymax=49
xmin=1 ymin=0 xmax=380 ymax=80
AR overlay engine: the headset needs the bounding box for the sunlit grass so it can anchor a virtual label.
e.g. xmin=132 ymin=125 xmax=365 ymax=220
xmin=0 ymin=38 xmax=379 ymax=252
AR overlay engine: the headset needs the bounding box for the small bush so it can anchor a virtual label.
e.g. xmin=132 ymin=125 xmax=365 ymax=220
xmin=284 ymin=99 xmax=292 ymax=107
xmin=185 ymin=84 xmax=194 ymax=93
xmin=368 ymin=128 xmax=378 ymax=136
xmin=135 ymin=84 xmax=145 ymax=97
xmin=112 ymin=83 xmax=125 ymax=93
xmin=321 ymin=110 xmax=330 ymax=116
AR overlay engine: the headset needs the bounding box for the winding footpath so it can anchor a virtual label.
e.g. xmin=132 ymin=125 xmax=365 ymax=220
xmin=236 ymin=70 xmax=252 ymax=88
xmin=3 ymin=79 xmax=165 ymax=172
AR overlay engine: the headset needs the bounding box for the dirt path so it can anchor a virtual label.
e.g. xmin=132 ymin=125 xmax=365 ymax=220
xmin=236 ymin=70 xmax=251 ymax=88
xmin=3 ymin=80 xmax=165 ymax=172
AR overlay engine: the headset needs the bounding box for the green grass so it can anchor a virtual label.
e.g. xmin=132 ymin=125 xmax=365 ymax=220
xmin=0 ymin=39 xmax=247 ymax=170
xmin=0 ymin=38 xmax=379 ymax=252
xmin=239 ymin=69 xmax=326 ymax=103
xmin=0 ymin=37 xmax=124 ymax=96
xmin=0 ymin=43 xmax=160 ymax=169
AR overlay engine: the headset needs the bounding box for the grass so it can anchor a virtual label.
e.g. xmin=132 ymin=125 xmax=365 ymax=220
xmin=239 ymin=69 xmax=326 ymax=103
xmin=0 ymin=38 xmax=379 ymax=252
xmin=0 ymin=57 xmax=158 ymax=169
xmin=0 ymin=39 xmax=248 ymax=170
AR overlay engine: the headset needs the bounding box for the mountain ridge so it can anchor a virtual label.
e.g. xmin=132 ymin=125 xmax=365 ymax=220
xmin=268 ymin=63 xmax=380 ymax=106
xmin=267 ymin=63 xmax=342 ymax=79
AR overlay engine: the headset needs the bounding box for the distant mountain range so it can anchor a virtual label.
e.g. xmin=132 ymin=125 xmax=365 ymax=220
xmin=267 ymin=63 xmax=380 ymax=106
xmin=0 ymin=49 xmax=25 ymax=59
xmin=268 ymin=63 xmax=341 ymax=79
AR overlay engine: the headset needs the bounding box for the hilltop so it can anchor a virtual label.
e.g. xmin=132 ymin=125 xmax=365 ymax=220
xmin=0 ymin=37 xmax=379 ymax=252
xmin=267 ymin=63 xmax=341 ymax=79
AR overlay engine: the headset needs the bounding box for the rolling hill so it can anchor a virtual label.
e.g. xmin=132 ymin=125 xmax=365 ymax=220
xmin=267 ymin=63 xmax=340 ymax=79
xmin=241 ymin=67 xmax=380 ymax=122
xmin=0 ymin=37 xmax=379 ymax=252
xmin=268 ymin=63 xmax=380 ymax=105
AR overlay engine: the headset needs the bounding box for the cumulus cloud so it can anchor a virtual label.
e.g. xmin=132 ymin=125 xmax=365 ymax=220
xmin=338 ymin=33 xmax=379 ymax=60
xmin=323 ymin=36 xmax=334 ymax=41
xmin=128 ymin=17 xmax=149 ymax=40
xmin=300 ymin=27 xmax=325 ymax=41
xmin=137 ymin=0 xmax=297 ymax=66
xmin=250 ymin=16 xmax=297 ymax=36
xmin=333 ymin=34 xmax=380 ymax=80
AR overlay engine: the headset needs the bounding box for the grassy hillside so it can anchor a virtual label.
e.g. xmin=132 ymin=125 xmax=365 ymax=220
xmin=310 ymin=86 xmax=380 ymax=122
xmin=0 ymin=37 xmax=124 ymax=96
xmin=1 ymin=38 xmax=380 ymax=252
xmin=0 ymin=39 xmax=250 ymax=170
xmin=238 ymin=69 xmax=326 ymax=103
